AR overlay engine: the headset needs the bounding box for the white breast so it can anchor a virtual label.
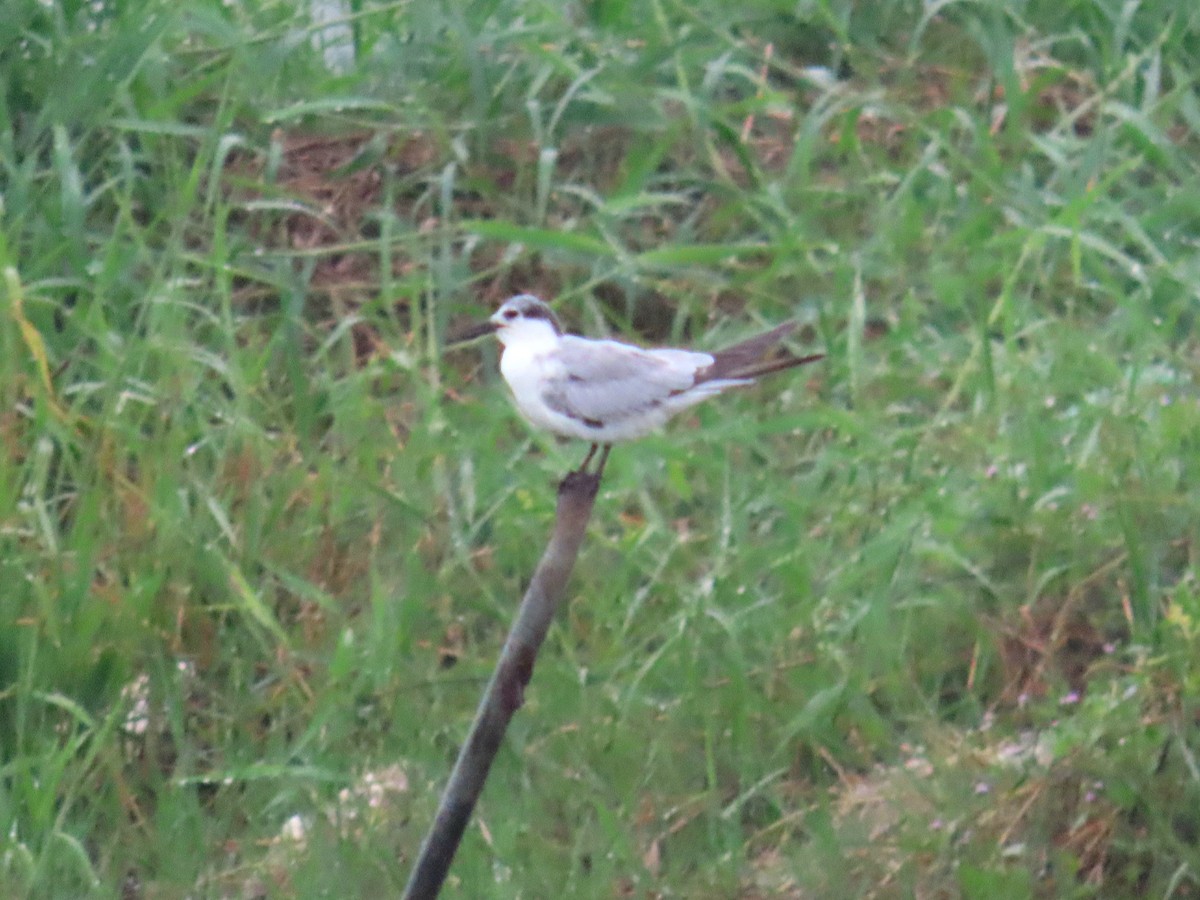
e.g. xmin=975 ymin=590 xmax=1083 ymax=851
xmin=499 ymin=341 xmax=579 ymax=436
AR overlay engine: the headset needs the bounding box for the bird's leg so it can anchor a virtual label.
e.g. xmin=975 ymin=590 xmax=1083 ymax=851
xmin=593 ymin=445 xmax=612 ymax=478
xmin=577 ymin=443 xmax=599 ymax=473
xmin=572 ymin=443 xmax=612 ymax=477
xmin=561 ymin=443 xmax=609 ymax=494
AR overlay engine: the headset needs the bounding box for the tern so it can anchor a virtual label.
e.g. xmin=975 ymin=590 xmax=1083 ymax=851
xmin=458 ymin=294 xmax=823 ymax=478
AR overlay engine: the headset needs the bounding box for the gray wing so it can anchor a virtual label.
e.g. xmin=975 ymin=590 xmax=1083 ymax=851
xmin=544 ymin=336 xmax=712 ymax=424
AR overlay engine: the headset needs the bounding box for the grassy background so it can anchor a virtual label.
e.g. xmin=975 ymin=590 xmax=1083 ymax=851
xmin=2 ymin=0 xmax=1199 ymax=896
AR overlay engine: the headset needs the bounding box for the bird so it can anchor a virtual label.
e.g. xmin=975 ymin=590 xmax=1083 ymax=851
xmin=458 ymin=294 xmax=823 ymax=478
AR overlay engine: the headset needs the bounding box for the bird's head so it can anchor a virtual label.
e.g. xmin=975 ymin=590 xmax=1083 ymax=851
xmin=488 ymin=294 xmax=563 ymax=346
xmin=447 ymin=294 xmax=564 ymax=347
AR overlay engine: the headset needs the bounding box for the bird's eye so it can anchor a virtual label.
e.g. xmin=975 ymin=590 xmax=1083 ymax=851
xmin=502 ymin=309 xmax=519 ymax=320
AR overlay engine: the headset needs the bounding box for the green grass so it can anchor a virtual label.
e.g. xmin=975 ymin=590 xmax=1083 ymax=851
xmin=2 ymin=0 xmax=1199 ymax=896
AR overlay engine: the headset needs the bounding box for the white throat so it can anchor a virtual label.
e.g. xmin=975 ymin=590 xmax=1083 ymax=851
xmin=494 ymin=317 xmax=561 ymax=350
xmin=495 ymin=319 xmax=569 ymax=435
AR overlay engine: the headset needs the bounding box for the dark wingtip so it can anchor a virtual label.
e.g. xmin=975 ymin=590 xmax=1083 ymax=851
xmin=728 ymin=351 xmax=825 ymax=380
xmin=700 ymin=321 xmax=821 ymax=381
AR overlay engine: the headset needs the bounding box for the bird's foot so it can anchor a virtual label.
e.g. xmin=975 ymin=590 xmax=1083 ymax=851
xmin=559 ymin=469 xmax=601 ymax=498
xmin=561 ymin=444 xmax=610 ymax=496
